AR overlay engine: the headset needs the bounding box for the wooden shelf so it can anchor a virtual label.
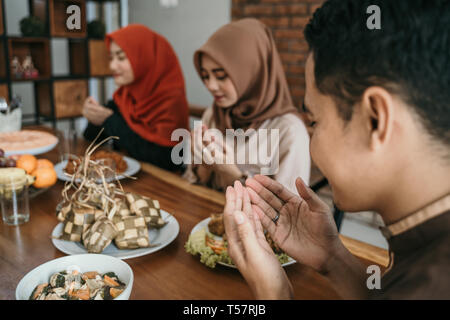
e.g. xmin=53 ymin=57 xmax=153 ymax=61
xmin=49 ymin=0 xmax=86 ymax=38
xmin=31 ymin=0 xmax=48 ymax=30
xmin=53 ymin=75 xmax=88 ymax=80
xmin=0 ymin=41 xmax=6 ymax=79
xmin=11 ymin=77 xmax=51 ymax=82
xmin=0 ymin=83 xmax=8 ymax=102
xmin=37 ymin=79 xmax=87 ymax=118
xmin=89 ymin=39 xmax=111 ymax=76
xmin=0 ymin=0 xmax=4 ymax=36
xmin=8 ymin=38 xmax=51 ymax=80
xmin=69 ymin=39 xmax=88 ymax=75
xmin=0 ymin=0 xmax=120 ymax=126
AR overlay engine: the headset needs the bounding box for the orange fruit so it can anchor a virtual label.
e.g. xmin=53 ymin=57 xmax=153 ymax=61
xmin=32 ymin=167 xmax=57 ymax=189
xmin=36 ymin=159 xmax=54 ymax=169
xmin=16 ymin=154 xmax=37 ymax=174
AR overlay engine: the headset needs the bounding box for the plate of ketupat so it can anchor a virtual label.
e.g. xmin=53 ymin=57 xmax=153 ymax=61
xmin=51 ymin=134 xmax=179 ymax=260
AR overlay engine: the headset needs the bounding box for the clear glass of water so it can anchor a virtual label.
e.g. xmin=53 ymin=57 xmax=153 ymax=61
xmin=0 ymin=176 xmax=30 ymax=226
xmin=56 ymin=127 xmax=77 ymax=163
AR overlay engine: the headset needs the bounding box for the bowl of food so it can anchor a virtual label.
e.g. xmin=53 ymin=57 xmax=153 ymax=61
xmin=15 ymin=254 xmax=133 ymax=300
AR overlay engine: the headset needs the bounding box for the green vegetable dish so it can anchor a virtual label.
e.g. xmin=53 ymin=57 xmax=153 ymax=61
xmin=29 ymin=270 xmax=126 ymax=300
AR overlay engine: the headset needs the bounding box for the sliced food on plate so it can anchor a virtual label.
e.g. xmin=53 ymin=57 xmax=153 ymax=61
xmin=0 ymin=151 xmax=58 ymax=198
xmin=185 ymin=213 xmax=293 ymax=268
xmin=54 ymin=148 xmax=140 ymax=183
xmin=0 ymin=130 xmax=58 ymax=156
xmin=64 ymin=150 xmax=128 ymax=175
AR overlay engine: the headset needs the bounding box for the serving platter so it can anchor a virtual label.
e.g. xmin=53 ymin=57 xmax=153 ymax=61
xmin=190 ymin=217 xmax=296 ymax=268
xmin=52 ymin=209 xmax=179 ymax=260
xmin=54 ymin=156 xmax=141 ymax=182
xmin=0 ymin=130 xmax=59 ymax=157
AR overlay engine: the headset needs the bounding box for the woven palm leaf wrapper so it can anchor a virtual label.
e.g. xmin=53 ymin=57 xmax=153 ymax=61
xmin=55 ymin=132 xmax=125 ymax=245
xmin=126 ymin=192 xmax=166 ymax=229
xmin=57 ymin=202 xmax=72 ymax=222
xmin=108 ymin=198 xmax=132 ymax=225
xmin=58 ymin=207 xmax=104 ymax=242
xmin=54 ymin=130 xmax=161 ymax=252
xmin=82 ymin=215 xmax=118 ymax=253
xmin=114 ymin=215 xmax=152 ymax=249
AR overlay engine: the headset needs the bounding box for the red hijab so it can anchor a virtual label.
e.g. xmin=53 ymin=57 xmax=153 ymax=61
xmin=105 ymin=24 xmax=189 ymax=147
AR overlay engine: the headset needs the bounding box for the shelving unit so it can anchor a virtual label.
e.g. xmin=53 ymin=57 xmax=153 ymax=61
xmin=0 ymin=0 xmax=9 ymax=102
xmin=8 ymin=37 xmax=52 ymax=81
xmin=0 ymin=0 xmax=121 ymax=128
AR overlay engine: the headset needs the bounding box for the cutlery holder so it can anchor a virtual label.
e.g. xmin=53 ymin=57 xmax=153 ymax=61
xmin=0 ymin=108 xmax=22 ymax=133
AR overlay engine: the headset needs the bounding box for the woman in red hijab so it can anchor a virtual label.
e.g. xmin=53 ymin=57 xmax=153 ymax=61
xmin=83 ymin=24 xmax=189 ymax=171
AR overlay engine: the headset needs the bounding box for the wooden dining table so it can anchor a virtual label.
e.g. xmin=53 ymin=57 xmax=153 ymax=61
xmin=0 ymin=128 xmax=389 ymax=300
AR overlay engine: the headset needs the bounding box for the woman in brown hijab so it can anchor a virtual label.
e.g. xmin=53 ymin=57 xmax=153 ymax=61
xmin=184 ymin=18 xmax=310 ymax=193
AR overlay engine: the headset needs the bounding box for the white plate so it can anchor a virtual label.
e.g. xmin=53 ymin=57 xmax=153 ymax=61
xmin=54 ymin=156 xmax=141 ymax=182
xmin=3 ymin=139 xmax=58 ymax=157
xmin=52 ymin=210 xmax=179 ymax=260
xmin=190 ymin=217 xmax=296 ymax=268
xmin=16 ymin=254 xmax=134 ymax=300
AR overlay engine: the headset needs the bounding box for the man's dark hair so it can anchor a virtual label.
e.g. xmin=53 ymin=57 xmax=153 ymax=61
xmin=305 ymin=0 xmax=450 ymax=151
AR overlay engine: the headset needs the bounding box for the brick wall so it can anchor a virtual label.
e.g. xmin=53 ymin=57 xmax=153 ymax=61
xmin=232 ymin=0 xmax=325 ymax=109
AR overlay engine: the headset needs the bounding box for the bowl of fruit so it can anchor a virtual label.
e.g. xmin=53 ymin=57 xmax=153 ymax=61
xmin=0 ymin=148 xmax=58 ymax=198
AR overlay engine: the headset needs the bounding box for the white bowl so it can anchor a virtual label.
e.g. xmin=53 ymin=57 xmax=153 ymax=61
xmin=16 ymin=254 xmax=134 ymax=300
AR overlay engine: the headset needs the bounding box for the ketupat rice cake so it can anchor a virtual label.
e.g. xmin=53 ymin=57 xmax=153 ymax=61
xmin=114 ymin=215 xmax=151 ymax=249
xmin=58 ymin=207 xmax=104 ymax=242
xmin=82 ymin=215 xmax=118 ymax=253
xmin=125 ymin=192 xmax=166 ymax=228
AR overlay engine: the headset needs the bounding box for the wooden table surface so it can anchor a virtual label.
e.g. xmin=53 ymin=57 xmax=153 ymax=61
xmin=0 ymin=130 xmax=389 ymax=300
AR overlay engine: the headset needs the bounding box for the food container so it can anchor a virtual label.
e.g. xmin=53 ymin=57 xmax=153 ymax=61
xmin=0 ymin=108 xmax=22 ymax=133
xmin=15 ymin=254 xmax=134 ymax=300
xmin=0 ymin=175 xmax=30 ymax=226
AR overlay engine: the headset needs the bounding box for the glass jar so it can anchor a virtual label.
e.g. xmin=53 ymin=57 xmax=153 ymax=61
xmin=0 ymin=175 xmax=30 ymax=226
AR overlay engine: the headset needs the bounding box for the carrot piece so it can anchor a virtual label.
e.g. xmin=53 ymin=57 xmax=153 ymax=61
xmin=82 ymin=271 xmax=99 ymax=279
xmin=32 ymin=283 xmax=48 ymax=300
xmin=205 ymin=235 xmax=224 ymax=247
xmin=103 ymin=275 xmax=120 ymax=287
xmin=71 ymin=288 xmax=90 ymax=300
xmin=209 ymin=245 xmax=226 ymax=254
xmin=205 ymin=235 xmax=226 ymax=254
xmin=110 ymin=287 xmax=124 ymax=299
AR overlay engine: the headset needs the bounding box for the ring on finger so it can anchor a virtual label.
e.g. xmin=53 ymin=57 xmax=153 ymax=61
xmin=272 ymin=213 xmax=280 ymax=224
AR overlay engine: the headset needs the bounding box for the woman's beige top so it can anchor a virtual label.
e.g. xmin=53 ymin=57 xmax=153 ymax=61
xmin=184 ymin=107 xmax=311 ymax=194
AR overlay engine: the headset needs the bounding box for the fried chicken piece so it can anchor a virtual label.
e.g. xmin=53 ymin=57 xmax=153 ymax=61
xmin=92 ymin=150 xmax=127 ymax=173
xmin=64 ymin=158 xmax=81 ymax=175
xmin=64 ymin=150 xmax=128 ymax=174
xmin=208 ymin=213 xmax=225 ymax=237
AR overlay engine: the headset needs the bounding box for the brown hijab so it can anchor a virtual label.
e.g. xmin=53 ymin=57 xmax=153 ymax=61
xmin=194 ymin=18 xmax=298 ymax=132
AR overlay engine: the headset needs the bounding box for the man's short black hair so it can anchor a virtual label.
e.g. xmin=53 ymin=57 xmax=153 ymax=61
xmin=305 ymin=0 xmax=450 ymax=152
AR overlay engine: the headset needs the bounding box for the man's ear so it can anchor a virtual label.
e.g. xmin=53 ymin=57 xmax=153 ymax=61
xmin=361 ymin=87 xmax=395 ymax=151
